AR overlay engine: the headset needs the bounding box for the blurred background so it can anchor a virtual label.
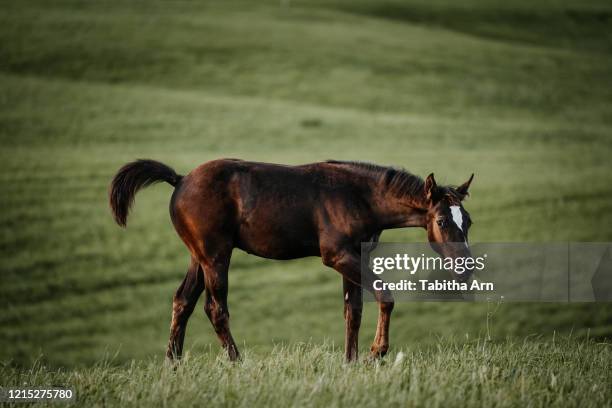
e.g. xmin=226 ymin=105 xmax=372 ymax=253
xmin=1 ymin=0 xmax=611 ymax=367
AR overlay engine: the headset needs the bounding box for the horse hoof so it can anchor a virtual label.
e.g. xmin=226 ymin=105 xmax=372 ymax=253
xmin=369 ymin=345 xmax=389 ymax=359
xmin=164 ymin=357 xmax=181 ymax=371
xmin=227 ymin=346 xmax=241 ymax=362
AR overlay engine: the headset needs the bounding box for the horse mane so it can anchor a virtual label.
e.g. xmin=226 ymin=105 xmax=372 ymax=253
xmin=325 ymin=160 xmax=425 ymax=200
xmin=325 ymin=160 xmax=462 ymax=205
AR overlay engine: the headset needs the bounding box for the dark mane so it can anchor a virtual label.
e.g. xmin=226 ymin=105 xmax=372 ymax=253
xmin=326 ymin=160 xmax=425 ymax=199
xmin=325 ymin=160 xmax=463 ymax=205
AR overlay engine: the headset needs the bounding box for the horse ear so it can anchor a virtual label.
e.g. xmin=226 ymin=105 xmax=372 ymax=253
xmin=457 ymin=173 xmax=474 ymax=199
xmin=425 ymin=173 xmax=437 ymax=202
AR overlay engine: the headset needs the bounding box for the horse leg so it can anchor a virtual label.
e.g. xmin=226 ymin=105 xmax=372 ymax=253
xmin=166 ymin=257 xmax=204 ymax=361
xmin=363 ymin=232 xmax=393 ymax=358
xmin=323 ymin=247 xmax=394 ymax=361
xmin=370 ymin=296 xmax=394 ymax=358
xmin=201 ymin=251 xmax=240 ymax=361
xmin=342 ymin=277 xmax=362 ymax=362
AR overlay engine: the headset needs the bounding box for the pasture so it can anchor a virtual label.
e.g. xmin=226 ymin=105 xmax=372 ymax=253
xmin=0 ymin=0 xmax=611 ymax=405
xmin=1 ymin=341 xmax=611 ymax=407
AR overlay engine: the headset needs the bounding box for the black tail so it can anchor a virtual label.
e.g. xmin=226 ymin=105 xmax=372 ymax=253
xmin=109 ymin=159 xmax=183 ymax=227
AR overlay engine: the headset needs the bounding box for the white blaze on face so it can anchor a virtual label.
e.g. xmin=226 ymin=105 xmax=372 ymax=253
xmin=450 ymin=205 xmax=469 ymax=248
xmin=450 ymin=206 xmax=464 ymax=231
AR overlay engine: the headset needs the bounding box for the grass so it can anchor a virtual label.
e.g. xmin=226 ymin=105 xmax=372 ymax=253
xmin=0 ymin=0 xmax=611 ymax=405
xmin=1 ymin=340 xmax=610 ymax=407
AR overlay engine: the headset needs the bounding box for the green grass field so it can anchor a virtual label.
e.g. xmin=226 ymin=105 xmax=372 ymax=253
xmin=1 ymin=0 xmax=611 ymax=405
xmin=1 ymin=340 xmax=610 ymax=407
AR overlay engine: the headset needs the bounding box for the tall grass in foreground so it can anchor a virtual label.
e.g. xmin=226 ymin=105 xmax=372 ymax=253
xmin=1 ymin=339 xmax=610 ymax=407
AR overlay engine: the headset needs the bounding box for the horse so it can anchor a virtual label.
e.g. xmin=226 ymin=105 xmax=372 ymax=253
xmin=109 ymin=158 xmax=474 ymax=362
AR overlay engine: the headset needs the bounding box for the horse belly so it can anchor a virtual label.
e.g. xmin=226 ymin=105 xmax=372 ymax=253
xmin=235 ymin=213 xmax=320 ymax=260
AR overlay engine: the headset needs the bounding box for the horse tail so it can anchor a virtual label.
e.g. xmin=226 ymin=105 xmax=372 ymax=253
xmin=109 ymin=159 xmax=183 ymax=227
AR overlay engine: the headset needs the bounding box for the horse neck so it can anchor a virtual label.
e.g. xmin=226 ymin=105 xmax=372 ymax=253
xmin=373 ymin=185 xmax=428 ymax=229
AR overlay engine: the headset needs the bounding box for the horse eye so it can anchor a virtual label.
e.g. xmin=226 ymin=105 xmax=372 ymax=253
xmin=436 ymin=219 xmax=446 ymax=228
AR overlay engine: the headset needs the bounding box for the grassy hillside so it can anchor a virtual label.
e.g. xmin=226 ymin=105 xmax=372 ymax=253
xmin=0 ymin=0 xmax=611 ymax=371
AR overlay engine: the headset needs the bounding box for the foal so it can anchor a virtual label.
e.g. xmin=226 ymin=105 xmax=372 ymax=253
xmin=109 ymin=159 xmax=474 ymax=362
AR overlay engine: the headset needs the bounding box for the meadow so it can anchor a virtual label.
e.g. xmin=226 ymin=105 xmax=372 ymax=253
xmin=0 ymin=0 xmax=611 ymax=405
xmin=1 ymin=341 xmax=611 ymax=407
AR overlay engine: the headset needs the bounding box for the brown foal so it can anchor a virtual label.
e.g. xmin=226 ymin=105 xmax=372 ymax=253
xmin=109 ymin=159 xmax=473 ymax=362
